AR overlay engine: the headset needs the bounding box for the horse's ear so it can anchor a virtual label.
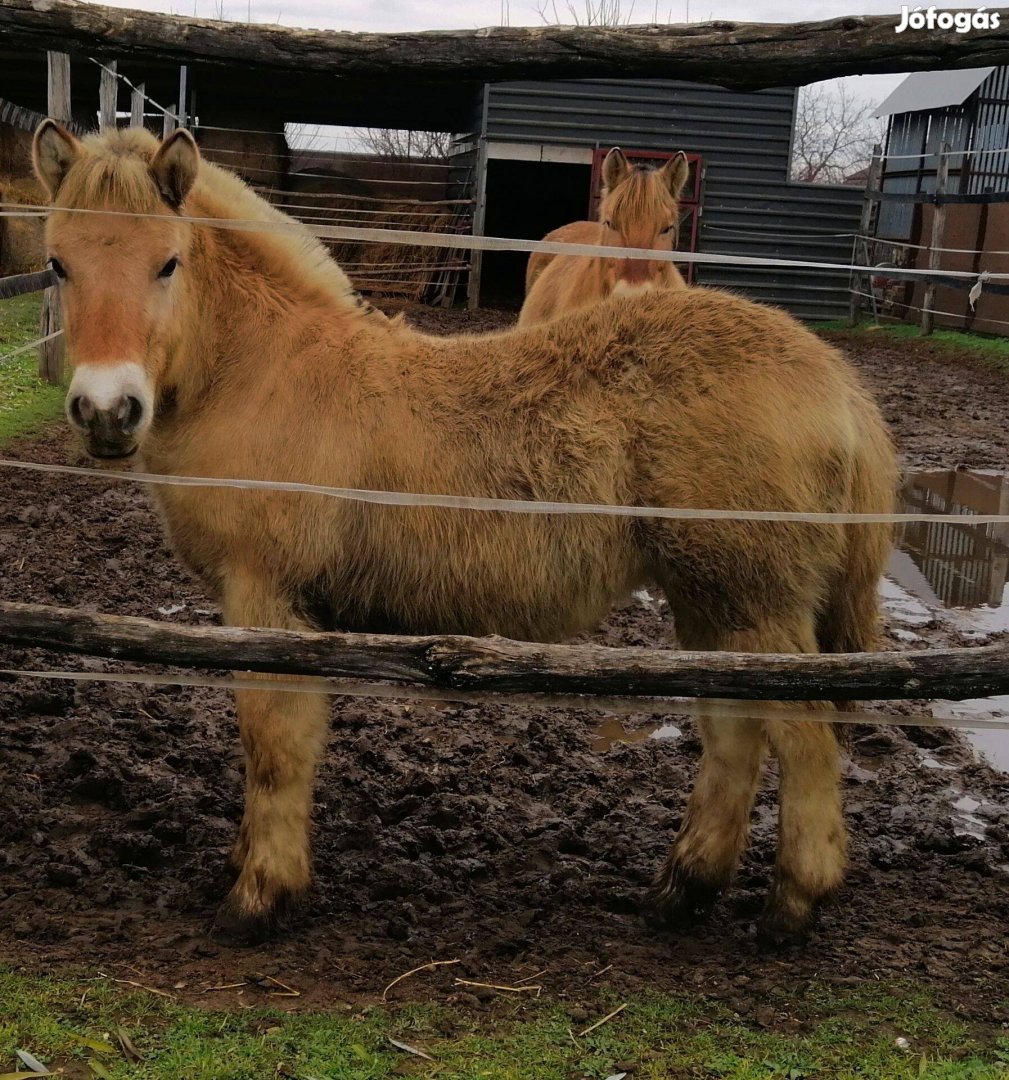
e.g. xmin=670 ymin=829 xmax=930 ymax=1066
xmin=602 ymin=147 xmax=630 ymax=191
xmin=33 ymin=120 xmax=81 ymax=199
xmin=150 ymin=129 xmax=200 ymax=210
xmin=661 ymin=151 xmax=690 ymax=198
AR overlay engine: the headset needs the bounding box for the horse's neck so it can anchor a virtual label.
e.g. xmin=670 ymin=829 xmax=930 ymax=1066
xmin=166 ymin=228 xmax=363 ymax=410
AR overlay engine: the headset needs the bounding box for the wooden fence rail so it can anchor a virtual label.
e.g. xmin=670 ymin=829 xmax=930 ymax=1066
xmin=1 ymin=600 xmax=1007 ymax=702
xmin=1 ymin=1 xmax=1009 ymax=91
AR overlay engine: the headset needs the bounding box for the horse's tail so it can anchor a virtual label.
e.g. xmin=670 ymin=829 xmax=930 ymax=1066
xmin=817 ymin=409 xmax=898 ymax=658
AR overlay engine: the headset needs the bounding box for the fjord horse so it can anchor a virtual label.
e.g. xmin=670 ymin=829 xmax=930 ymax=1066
xmin=520 ymin=147 xmax=690 ymax=325
xmin=34 ymin=121 xmax=897 ymax=944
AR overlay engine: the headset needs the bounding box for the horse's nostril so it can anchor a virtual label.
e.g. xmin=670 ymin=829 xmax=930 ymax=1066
xmin=69 ymin=394 xmax=94 ymax=428
xmin=118 ymin=395 xmax=145 ymax=433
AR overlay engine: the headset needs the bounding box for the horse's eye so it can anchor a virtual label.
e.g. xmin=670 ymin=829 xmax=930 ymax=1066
xmin=661 ymin=224 xmax=675 ymax=235
xmin=158 ymin=256 xmax=179 ymax=279
xmin=49 ymin=257 xmax=67 ymax=281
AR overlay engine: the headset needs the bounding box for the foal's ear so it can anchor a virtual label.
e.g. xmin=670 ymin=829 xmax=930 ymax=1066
xmin=33 ymin=120 xmax=81 ymax=199
xmin=150 ymin=129 xmax=200 ymax=210
xmin=661 ymin=151 xmax=690 ymax=199
xmin=602 ymin=147 xmax=630 ymax=191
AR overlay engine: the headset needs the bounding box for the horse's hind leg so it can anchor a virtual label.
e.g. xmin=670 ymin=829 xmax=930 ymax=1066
xmin=648 ymin=611 xmax=845 ymax=940
xmin=647 ymin=614 xmax=767 ymax=924
xmin=760 ymin=709 xmax=845 ymax=942
xmin=648 ymin=698 xmax=767 ymax=921
xmin=212 ymin=566 xmax=330 ymax=943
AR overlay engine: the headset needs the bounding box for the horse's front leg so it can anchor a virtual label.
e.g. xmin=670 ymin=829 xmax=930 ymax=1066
xmin=212 ymin=567 xmax=330 ymax=943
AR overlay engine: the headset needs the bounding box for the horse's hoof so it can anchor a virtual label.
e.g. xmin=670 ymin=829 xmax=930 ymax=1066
xmin=210 ymin=892 xmax=297 ymax=947
xmin=755 ymin=905 xmax=815 ymax=949
xmin=645 ymin=864 xmax=722 ymax=928
xmin=210 ymin=904 xmax=277 ymax=947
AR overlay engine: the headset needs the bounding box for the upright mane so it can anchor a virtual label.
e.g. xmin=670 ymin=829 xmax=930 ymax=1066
xmin=57 ymin=127 xmax=362 ymax=313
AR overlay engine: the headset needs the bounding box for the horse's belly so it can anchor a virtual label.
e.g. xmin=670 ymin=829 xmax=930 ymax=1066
xmin=142 ymin=452 xmax=646 ymax=642
xmin=321 ymin=519 xmax=644 ymax=642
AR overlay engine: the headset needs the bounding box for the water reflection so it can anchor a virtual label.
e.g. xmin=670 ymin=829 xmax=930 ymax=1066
xmin=892 ymin=470 xmax=1009 ymax=620
xmin=891 ymin=470 xmax=1009 ymax=771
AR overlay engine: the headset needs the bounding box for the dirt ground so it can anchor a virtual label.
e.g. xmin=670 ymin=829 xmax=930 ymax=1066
xmin=1 ymin=309 xmax=1008 ymax=1026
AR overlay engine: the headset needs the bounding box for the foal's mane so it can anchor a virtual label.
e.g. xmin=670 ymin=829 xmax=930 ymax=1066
xmin=601 ymin=166 xmax=678 ymax=233
xmin=59 ymin=127 xmax=360 ymax=313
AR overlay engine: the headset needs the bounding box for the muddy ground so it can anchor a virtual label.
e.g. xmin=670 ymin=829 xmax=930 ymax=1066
xmin=0 ymin=309 xmax=1007 ymax=1026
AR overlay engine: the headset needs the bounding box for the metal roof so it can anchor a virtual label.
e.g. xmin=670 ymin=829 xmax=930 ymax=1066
xmin=874 ymin=67 xmax=995 ymax=117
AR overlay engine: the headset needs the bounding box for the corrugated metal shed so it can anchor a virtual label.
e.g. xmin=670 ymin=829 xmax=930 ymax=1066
xmin=480 ymin=78 xmax=862 ymax=320
xmin=874 ymin=68 xmax=995 ymax=117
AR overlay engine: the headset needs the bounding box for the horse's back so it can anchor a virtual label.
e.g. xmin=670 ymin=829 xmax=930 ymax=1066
xmin=518 ymin=287 xmax=897 ymax=634
xmin=517 ymin=287 xmax=896 ymax=514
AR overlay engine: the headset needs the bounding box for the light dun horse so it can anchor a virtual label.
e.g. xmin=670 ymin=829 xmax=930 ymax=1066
xmin=520 ymin=147 xmax=690 ymax=325
xmin=35 ymin=121 xmax=897 ymax=944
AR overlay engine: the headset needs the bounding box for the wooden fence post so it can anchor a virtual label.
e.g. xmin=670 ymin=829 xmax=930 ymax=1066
xmin=46 ymin=51 xmax=71 ymax=123
xmin=849 ymin=142 xmax=882 ymax=327
xmin=921 ymin=141 xmax=950 ymax=336
xmin=467 ymin=86 xmax=490 ymax=311
xmin=38 ymin=51 xmax=70 ymax=386
xmin=162 ymin=104 xmax=177 ymax=138
xmin=130 ymin=82 xmax=145 ymax=128
xmin=99 ymin=60 xmax=117 ymax=132
xmin=177 ymin=65 xmax=188 ymax=128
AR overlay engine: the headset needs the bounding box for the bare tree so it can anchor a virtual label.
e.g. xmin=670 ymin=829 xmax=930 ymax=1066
xmin=791 ymin=82 xmax=885 ymax=184
xmin=535 ymin=0 xmax=636 ymax=25
xmin=353 ymin=128 xmax=454 ymax=161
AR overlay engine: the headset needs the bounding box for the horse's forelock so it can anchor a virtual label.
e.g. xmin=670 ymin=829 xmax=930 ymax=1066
xmin=56 ymin=128 xmax=170 ymax=212
xmin=603 ymin=166 xmax=678 ymax=233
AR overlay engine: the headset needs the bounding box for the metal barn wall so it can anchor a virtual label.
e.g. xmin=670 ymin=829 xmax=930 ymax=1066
xmin=482 ymin=79 xmax=863 ymax=320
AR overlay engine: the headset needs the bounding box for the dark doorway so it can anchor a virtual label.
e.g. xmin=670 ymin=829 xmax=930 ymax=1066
xmin=480 ymin=157 xmax=591 ymax=309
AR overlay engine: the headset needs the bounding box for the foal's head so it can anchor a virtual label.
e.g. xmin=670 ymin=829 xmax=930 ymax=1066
xmin=597 ymin=147 xmax=689 ymax=295
xmin=33 ymin=121 xmax=199 ymax=458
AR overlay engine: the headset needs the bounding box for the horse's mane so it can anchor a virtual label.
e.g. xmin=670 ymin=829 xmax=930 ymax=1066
xmin=59 ymin=127 xmax=359 ymax=312
xmin=602 ymin=167 xmax=678 ymax=233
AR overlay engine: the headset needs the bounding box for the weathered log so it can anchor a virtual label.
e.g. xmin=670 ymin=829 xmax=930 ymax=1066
xmin=1 ymin=1 xmax=1008 ymax=91
xmin=1 ymin=599 xmax=1008 ymax=702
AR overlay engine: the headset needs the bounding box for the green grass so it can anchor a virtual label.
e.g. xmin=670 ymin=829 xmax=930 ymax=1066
xmin=0 ymin=292 xmax=65 ymax=442
xmin=812 ymin=318 xmax=1009 ymax=372
xmin=2 ymin=969 xmax=1008 ymax=1080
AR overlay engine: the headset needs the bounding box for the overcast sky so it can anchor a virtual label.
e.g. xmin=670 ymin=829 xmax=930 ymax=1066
xmin=83 ymin=0 xmax=910 ymax=108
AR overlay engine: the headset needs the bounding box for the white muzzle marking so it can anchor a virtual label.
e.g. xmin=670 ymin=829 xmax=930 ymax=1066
xmin=612 ymin=279 xmax=658 ymax=299
xmin=67 ymin=361 xmax=155 ymax=434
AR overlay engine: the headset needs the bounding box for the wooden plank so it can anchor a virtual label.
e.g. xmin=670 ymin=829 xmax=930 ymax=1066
xmin=921 ymin=141 xmax=951 ymax=335
xmin=40 ymin=50 xmax=70 ymax=386
xmin=466 ymin=137 xmax=488 ymax=311
xmin=4 ymin=2 xmax=1009 ymax=92
xmin=176 ymin=65 xmax=188 ymax=128
xmin=37 ymin=286 xmax=64 ymax=385
xmin=848 ymin=143 xmax=882 ymax=327
xmin=46 ymin=50 xmax=70 ymax=121
xmin=162 ymin=103 xmax=177 ymax=138
xmin=1 ymin=598 xmax=1009 ymax=702
xmin=130 ymin=82 xmax=145 ymax=128
xmin=99 ymin=59 xmax=117 ymax=132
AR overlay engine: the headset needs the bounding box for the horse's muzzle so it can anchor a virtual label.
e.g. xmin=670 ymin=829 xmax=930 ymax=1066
xmin=68 ymin=392 xmax=144 ymax=459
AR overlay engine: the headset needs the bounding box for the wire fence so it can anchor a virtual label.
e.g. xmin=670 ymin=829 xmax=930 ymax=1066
xmin=5 ymin=664 xmax=1009 ymax=729
xmin=1 ymin=139 xmax=1008 ymax=725
xmin=3 ymin=202 xmax=1005 ymax=290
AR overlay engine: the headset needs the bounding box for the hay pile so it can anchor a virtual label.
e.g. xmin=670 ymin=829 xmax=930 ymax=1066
xmin=264 ymin=189 xmax=467 ymax=303
xmin=0 ymin=177 xmax=47 ymax=276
